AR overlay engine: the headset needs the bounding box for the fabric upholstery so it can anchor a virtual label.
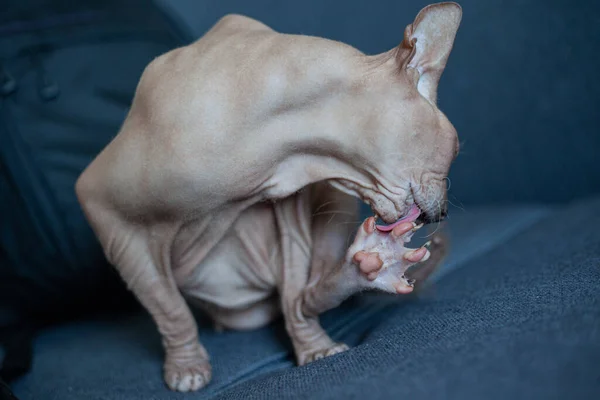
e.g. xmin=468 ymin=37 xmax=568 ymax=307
xmin=14 ymin=198 xmax=600 ymax=400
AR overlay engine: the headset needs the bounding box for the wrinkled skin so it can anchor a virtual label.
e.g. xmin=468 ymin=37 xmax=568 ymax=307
xmin=75 ymin=2 xmax=462 ymax=392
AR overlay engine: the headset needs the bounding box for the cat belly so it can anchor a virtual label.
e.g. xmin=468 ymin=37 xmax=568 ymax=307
xmin=176 ymin=202 xmax=282 ymax=330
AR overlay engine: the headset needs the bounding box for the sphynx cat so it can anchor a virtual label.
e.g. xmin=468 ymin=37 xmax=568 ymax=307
xmin=75 ymin=2 xmax=462 ymax=392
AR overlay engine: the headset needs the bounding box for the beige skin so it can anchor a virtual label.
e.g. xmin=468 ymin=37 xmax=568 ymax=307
xmin=75 ymin=2 xmax=462 ymax=392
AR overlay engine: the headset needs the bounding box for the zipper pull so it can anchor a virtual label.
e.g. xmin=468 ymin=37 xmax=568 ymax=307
xmin=38 ymin=77 xmax=60 ymax=101
xmin=29 ymin=49 xmax=60 ymax=102
xmin=0 ymin=64 xmax=17 ymax=97
xmin=36 ymin=63 xmax=60 ymax=102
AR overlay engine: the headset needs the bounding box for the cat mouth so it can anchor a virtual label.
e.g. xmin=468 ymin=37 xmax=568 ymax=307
xmin=374 ymin=204 xmax=421 ymax=232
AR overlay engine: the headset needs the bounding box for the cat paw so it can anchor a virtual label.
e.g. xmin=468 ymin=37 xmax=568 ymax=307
xmin=164 ymin=345 xmax=212 ymax=392
xmin=298 ymin=343 xmax=349 ymax=365
xmin=349 ymin=217 xmax=430 ymax=294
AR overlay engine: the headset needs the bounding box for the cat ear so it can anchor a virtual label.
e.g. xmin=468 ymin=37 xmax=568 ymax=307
xmin=397 ymin=2 xmax=462 ymax=103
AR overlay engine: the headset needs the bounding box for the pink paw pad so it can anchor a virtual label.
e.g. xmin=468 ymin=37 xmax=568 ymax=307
xmin=353 ymin=251 xmax=384 ymax=280
xmin=349 ymin=217 xmax=431 ymax=294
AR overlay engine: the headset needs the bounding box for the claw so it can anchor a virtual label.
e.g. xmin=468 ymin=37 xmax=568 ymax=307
xmin=394 ymin=281 xmax=414 ymax=294
xmin=423 ymin=240 xmax=432 ymax=248
xmin=411 ymin=223 xmax=424 ymax=232
xmin=403 ymin=247 xmax=428 ymax=262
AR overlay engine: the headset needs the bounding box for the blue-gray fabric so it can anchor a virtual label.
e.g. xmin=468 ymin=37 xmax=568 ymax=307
xmin=0 ymin=0 xmax=189 ymax=316
xmin=11 ymin=196 xmax=600 ymax=399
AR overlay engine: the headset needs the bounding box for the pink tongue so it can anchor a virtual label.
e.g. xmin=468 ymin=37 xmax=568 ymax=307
xmin=375 ymin=204 xmax=421 ymax=232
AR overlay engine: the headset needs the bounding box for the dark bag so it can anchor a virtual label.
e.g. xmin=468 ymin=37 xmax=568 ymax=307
xmin=0 ymin=0 xmax=192 ymax=385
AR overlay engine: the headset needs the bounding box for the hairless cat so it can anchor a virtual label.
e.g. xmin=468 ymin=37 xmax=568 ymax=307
xmin=76 ymin=2 xmax=462 ymax=392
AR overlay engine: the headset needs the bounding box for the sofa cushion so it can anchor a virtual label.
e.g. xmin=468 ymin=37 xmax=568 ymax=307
xmin=214 ymin=195 xmax=600 ymax=400
xmin=11 ymin=199 xmax=582 ymax=400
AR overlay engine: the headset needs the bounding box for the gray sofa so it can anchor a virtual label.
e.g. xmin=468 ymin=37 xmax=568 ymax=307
xmin=3 ymin=0 xmax=600 ymax=399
